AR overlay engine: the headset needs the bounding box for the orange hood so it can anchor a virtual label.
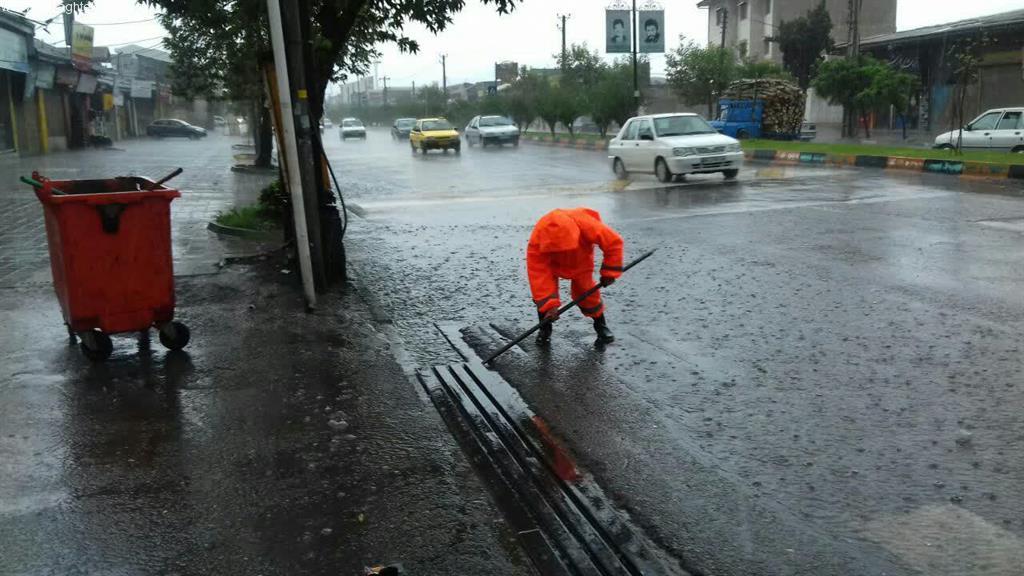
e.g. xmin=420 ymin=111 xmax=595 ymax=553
xmin=530 ymin=209 xmax=581 ymax=253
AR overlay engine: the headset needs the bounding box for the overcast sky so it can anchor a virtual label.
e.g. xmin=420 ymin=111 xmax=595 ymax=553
xmin=2 ymin=0 xmax=1020 ymax=91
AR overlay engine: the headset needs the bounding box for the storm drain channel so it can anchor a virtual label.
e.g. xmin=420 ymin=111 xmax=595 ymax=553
xmin=416 ymin=328 xmax=689 ymax=576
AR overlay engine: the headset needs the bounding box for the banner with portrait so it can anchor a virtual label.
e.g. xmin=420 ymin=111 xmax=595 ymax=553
xmin=606 ymin=10 xmax=631 ymax=54
xmin=639 ymin=10 xmax=664 ymax=53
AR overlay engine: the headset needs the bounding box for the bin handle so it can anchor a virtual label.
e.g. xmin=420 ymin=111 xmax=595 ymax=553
xmin=20 ymin=176 xmax=67 ymax=195
xmin=148 ymin=167 xmax=183 ymax=190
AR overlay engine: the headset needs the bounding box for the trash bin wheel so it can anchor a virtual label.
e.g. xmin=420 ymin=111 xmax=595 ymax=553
xmin=159 ymin=321 xmax=191 ymax=351
xmin=79 ymin=330 xmax=113 ymax=362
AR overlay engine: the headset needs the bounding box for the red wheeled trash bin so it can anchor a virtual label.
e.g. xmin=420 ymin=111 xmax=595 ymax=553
xmin=27 ymin=171 xmax=190 ymax=361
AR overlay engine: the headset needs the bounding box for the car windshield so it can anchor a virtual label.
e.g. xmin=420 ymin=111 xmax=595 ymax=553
xmin=653 ymin=115 xmax=717 ymax=136
xmin=480 ymin=116 xmax=512 ymax=127
xmin=423 ymin=120 xmax=454 ymax=131
xmin=396 ymin=119 xmax=415 ymax=128
xmin=342 ymin=120 xmax=362 ymax=127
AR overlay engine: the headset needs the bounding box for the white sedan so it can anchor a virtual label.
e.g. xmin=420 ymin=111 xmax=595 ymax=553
xmin=933 ymin=107 xmax=1023 ymax=152
xmin=340 ymin=118 xmax=366 ymax=140
xmin=464 ymin=115 xmax=520 ymax=147
xmin=608 ymin=113 xmax=743 ymax=182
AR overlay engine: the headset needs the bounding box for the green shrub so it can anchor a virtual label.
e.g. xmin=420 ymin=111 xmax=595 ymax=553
xmin=258 ymin=179 xmax=289 ymax=219
xmin=215 ymin=205 xmax=277 ymax=231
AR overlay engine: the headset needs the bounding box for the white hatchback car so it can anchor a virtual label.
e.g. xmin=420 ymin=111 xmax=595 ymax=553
xmin=933 ymin=108 xmax=1024 ymax=152
xmin=340 ymin=117 xmax=366 ymax=140
xmin=609 ymin=113 xmax=743 ymax=182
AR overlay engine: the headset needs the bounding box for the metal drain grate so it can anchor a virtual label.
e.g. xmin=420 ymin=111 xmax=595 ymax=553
xmin=418 ymin=353 xmax=688 ymax=576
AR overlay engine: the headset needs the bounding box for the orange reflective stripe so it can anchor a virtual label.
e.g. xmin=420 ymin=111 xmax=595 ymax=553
xmin=580 ymin=301 xmax=603 ymax=314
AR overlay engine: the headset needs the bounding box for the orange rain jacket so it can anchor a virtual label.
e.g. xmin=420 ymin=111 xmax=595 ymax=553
xmin=526 ymin=208 xmax=624 ymax=314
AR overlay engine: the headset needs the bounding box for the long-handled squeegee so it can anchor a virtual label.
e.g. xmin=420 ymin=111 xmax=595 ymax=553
xmin=483 ymin=249 xmax=656 ymax=365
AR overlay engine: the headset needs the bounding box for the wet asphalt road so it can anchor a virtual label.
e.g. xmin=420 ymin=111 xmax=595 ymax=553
xmin=332 ymin=128 xmax=1024 ymax=575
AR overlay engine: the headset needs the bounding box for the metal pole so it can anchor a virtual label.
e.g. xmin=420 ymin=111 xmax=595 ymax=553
xmin=558 ymin=14 xmax=569 ymax=68
xmin=631 ymin=0 xmax=639 ymax=112
xmin=266 ymin=0 xmax=317 ymax=309
xmin=720 ymin=8 xmax=728 ymax=48
xmin=440 ymin=54 xmax=447 ymax=99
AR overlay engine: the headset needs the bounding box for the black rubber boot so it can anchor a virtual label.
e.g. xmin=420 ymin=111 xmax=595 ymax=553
xmin=536 ymin=311 xmax=553 ymax=345
xmin=593 ymin=314 xmax=615 ymax=344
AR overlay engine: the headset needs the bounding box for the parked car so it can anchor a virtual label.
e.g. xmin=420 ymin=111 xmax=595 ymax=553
xmin=340 ymin=118 xmax=366 ymax=140
xmin=391 ymin=117 xmax=416 ymax=140
xmin=323 ymin=117 xmax=333 ymax=130
xmin=934 ymin=107 xmax=1024 ymax=152
xmin=608 ymin=113 xmax=743 ymax=182
xmin=464 ymin=115 xmax=519 ymax=147
xmin=146 ymin=119 xmax=207 ymax=140
xmin=213 ymin=115 xmax=226 ymax=128
xmin=410 ymin=118 xmax=460 ymax=154
xmin=800 ymin=121 xmax=817 ymax=141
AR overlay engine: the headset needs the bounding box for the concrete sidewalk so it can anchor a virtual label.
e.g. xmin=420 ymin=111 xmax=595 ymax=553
xmin=811 ymin=122 xmax=940 ymax=148
xmin=0 ymin=252 xmax=536 ymax=575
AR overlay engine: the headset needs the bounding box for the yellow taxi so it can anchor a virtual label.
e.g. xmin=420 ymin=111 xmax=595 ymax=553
xmin=410 ymin=118 xmax=461 ymax=155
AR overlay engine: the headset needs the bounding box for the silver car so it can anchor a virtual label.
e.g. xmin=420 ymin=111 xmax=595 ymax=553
xmin=464 ymin=115 xmax=520 ymax=147
xmin=934 ymin=108 xmax=1024 ymax=152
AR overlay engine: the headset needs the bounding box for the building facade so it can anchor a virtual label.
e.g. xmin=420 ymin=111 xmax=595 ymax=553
xmin=0 ymin=8 xmax=195 ymax=157
xmin=854 ymin=8 xmax=1024 ymax=132
xmin=697 ymin=0 xmax=896 ymax=62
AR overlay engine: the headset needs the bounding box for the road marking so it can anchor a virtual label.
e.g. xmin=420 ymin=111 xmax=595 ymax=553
xmin=629 ymin=191 xmax=953 ymax=223
xmin=864 ymin=504 xmax=1023 ymax=575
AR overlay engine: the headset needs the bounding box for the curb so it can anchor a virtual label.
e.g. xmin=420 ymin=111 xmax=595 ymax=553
xmin=207 ymin=220 xmax=283 ymax=242
xmin=744 ymin=149 xmax=1024 ymax=182
xmin=230 ymin=164 xmax=279 ymax=174
xmin=521 ymin=133 xmax=609 ymax=151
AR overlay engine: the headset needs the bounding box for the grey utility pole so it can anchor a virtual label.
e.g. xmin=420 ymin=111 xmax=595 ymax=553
xmin=720 ymin=7 xmax=728 ymax=48
xmin=440 ymin=54 xmax=447 ymax=99
xmin=631 ymin=0 xmax=638 ymax=112
xmin=557 ymin=14 xmax=570 ymax=68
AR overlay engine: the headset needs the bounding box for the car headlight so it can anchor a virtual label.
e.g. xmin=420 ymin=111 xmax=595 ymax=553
xmin=726 ymin=143 xmax=741 ymax=152
xmin=673 ymin=147 xmax=696 ymax=157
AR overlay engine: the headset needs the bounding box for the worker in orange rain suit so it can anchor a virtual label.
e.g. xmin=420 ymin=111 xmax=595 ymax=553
xmin=527 ymin=207 xmax=624 ymax=345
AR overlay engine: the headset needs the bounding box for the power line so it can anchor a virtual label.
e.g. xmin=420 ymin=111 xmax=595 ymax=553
xmin=78 ymin=17 xmax=158 ymax=26
xmin=105 ymin=35 xmax=166 ymax=47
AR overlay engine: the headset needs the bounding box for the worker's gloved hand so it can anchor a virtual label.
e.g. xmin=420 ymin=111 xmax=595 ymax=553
xmin=542 ymin=308 xmax=560 ymax=323
xmin=600 ymin=276 xmax=616 ymax=287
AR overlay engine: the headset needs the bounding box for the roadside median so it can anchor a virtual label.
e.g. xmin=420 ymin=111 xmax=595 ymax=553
xmin=521 ymin=131 xmax=610 ymax=151
xmin=743 ymin=140 xmax=1024 ymax=182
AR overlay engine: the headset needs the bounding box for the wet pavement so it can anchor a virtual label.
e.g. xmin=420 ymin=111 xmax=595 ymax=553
xmin=0 ymin=132 xmax=273 ymax=286
xmin=333 ymin=128 xmax=1024 ymax=575
xmin=0 ymin=259 xmax=534 ymax=575
xmin=0 ymin=135 xmax=536 ymax=575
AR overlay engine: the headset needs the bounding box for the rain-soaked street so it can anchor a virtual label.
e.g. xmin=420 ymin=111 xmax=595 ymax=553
xmin=333 ymin=128 xmax=1024 ymax=575
xmin=2 ymin=126 xmax=1023 ymax=575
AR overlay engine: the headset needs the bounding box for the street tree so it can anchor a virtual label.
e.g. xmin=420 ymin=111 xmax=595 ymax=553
xmin=534 ymin=79 xmax=561 ymax=136
xmin=665 ymin=37 xmax=736 ymax=117
xmin=949 ymin=33 xmax=989 ymax=153
xmin=736 ymin=59 xmax=792 ymax=82
xmin=556 ymin=43 xmax=606 ymax=94
xmin=813 ymin=56 xmax=914 ymax=139
xmin=554 ymin=85 xmax=584 ymax=137
xmin=590 ymin=61 xmax=634 ymax=138
xmin=505 ymin=69 xmax=546 ymax=132
xmin=417 ymin=84 xmax=447 ymax=117
xmin=769 ymin=0 xmax=833 ymax=93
